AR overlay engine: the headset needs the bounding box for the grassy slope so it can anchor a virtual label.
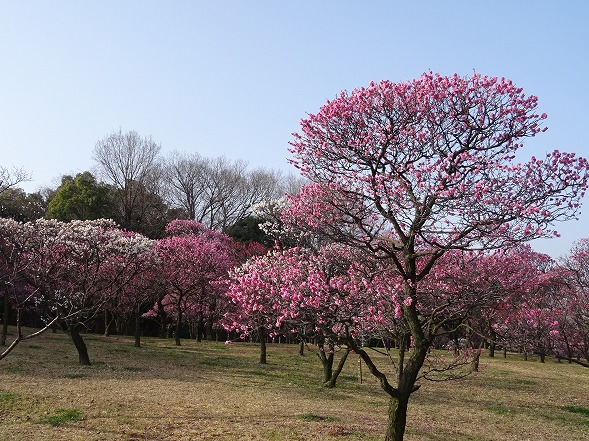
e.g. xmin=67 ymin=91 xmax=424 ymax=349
xmin=0 ymin=329 xmax=588 ymax=441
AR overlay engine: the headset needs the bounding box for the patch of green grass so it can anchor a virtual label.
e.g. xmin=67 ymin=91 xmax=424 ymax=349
xmin=299 ymin=412 xmax=337 ymax=422
xmin=517 ymin=379 xmax=536 ymax=386
xmin=40 ymin=408 xmax=82 ymax=426
xmin=0 ymin=391 xmax=20 ymax=405
xmin=486 ymin=405 xmax=514 ymax=415
xmin=2 ymin=365 xmax=26 ymax=374
xmin=563 ymin=406 xmax=589 ymax=417
xmin=198 ymin=356 xmax=237 ymax=368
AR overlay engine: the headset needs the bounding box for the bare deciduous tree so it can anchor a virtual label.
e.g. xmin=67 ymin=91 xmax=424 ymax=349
xmin=93 ymin=129 xmax=163 ymax=232
xmin=0 ymin=166 xmax=29 ymax=196
xmin=163 ymin=153 xmax=286 ymax=232
xmin=163 ymin=152 xmax=209 ymax=220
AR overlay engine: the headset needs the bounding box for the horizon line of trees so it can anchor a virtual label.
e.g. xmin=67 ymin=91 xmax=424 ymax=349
xmin=0 ymin=129 xmax=306 ymax=240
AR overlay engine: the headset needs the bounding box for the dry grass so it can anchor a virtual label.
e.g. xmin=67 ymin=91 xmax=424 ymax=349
xmin=0 ymin=329 xmax=588 ymax=440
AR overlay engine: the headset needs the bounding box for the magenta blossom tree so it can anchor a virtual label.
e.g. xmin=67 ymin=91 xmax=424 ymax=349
xmin=421 ymin=246 xmax=553 ymax=361
xmin=151 ymin=221 xmax=236 ymax=346
xmin=284 ymin=72 xmax=588 ymax=441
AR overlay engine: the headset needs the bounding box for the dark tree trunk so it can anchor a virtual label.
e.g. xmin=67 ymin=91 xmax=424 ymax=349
xmin=205 ymin=320 xmax=214 ymax=341
xmin=69 ymin=324 xmax=91 ymax=366
xmin=134 ymin=309 xmax=141 ymax=348
xmin=488 ymin=327 xmax=497 ymax=357
xmin=324 ymin=347 xmax=350 ymax=388
xmin=196 ymin=318 xmax=204 ymax=342
xmin=174 ymin=308 xmax=182 ymax=346
xmin=1 ymin=292 xmax=9 ymax=347
xmin=382 ymin=282 xmax=429 ymax=441
xmin=259 ymin=326 xmax=267 ymax=364
xmin=104 ymin=310 xmax=112 ymax=337
xmin=472 ymin=348 xmax=482 ymax=372
xmin=385 ymin=394 xmax=410 ymax=441
xmin=382 ymin=341 xmax=428 ymax=441
xmin=157 ymin=296 xmax=168 ymax=338
xmin=319 ymin=344 xmax=334 ymax=385
xmin=299 ymin=339 xmax=305 ymax=356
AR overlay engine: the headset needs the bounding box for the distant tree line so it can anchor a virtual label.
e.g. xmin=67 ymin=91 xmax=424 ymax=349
xmin=0 ymin=129 xmax=305 ymax=240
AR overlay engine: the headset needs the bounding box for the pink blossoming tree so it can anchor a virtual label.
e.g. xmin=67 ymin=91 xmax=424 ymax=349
xmin=284 ymin=72 xmax=588 ymax=441
xmin=150 ymin=220 xmax=237 ymax=346
xmin=559 ymin=239 xmax=589 ymax=365
xmin=225 ymin=244 xmax=371 ymax=378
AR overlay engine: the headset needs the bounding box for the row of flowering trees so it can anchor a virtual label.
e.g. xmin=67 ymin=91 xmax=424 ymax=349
xmin=0 ymin=218 xmax=263 ymax=364
xmin=2 ymin=216 xmax=587 ymax=371
xmin=0 ymin=215 xmax=589 ymax=370
xmin=226 ymin=242 xmax=589 ymax=366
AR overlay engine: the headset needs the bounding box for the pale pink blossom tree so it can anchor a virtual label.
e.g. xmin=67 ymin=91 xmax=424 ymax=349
xmin=284 ymin=72 xmax=588 ymax=441
xmin=7 ymin=219 xmax=154 ymax=365
xmin=102 ymin=236 xmax=160 ymax=348
xmin=0 ymin=218 xmax=61 ymax=359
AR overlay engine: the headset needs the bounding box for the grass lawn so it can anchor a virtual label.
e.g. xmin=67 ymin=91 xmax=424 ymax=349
xmin=0 ymin=328 xmax=588 ymax=440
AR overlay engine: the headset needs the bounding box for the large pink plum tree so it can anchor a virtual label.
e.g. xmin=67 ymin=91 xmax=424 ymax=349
xmin=284 ymin=72 xmax=588 ymax=441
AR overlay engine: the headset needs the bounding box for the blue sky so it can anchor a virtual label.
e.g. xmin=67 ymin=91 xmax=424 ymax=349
xmin=1 ymin=1 xmax=588 ymax=258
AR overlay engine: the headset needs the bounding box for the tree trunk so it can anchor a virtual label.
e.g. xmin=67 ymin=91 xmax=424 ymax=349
xmin=259 ymin=326 xmax=267 ymax=364
xmin=174 ymin=308 xmax=182 ymax=346
xmin=472 ymin=348 xmax=482 ymax=372
xmin=325 ymin=347 xmax=350 ymax=388
xmin=385 ymin=394 xmax=410 ymax=441
xmin=104 ymin=310 xmax=112 ymax=337
xmin=134 ymin=309 xmax=141 ymax=348
xmin=205 ymin=320 xmax=214 ymax=341
xmin=383 ymin=282 xmax=429 ymax=441
xmin=1 ymin=293 xmax=9 ymax=347
xmin=196 ymin=318 xmax=203 ymax=342
xmin=157 ymin=296 xmax=168 ymax=338
xmin=299 ymin=339 xmax=305 ymax=356
xmin=488 ymin=327 xmax=496 ymax=357
xmin=320 ymin=346 xmax=334 ymax=385
xmin=69 ymin=324 xmax=91 ymax=366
